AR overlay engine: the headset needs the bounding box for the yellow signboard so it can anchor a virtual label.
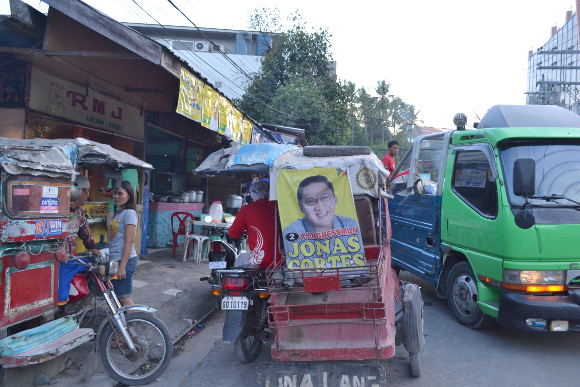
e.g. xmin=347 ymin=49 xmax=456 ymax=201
xmin=241 ymin=118 xmax=253 ymax=145
xmin=201 ymin=85 xmax=219 ymax=131
xmin=176 ymin=68 xmax=202 ymax=122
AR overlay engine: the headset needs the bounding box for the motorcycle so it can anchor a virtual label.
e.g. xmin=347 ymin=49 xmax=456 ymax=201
xmin=59 ymin=251 xmax=173 ymax=385
xmin=201 ymin=230 xmax=268 ymax=362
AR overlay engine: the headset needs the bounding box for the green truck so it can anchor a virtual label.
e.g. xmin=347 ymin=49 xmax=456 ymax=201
xmin=388 ymin=104 xmax=580 ymax=332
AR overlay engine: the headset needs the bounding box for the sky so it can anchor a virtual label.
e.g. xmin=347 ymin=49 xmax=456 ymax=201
xmin=1 ymin=0 xmax=577 ymax=129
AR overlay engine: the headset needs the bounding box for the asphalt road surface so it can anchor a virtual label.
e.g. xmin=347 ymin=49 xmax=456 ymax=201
xmin=52 ymin=271 xmax=580 ymax=387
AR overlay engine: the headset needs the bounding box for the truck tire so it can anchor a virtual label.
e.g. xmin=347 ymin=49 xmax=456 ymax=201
xmin=303 ymin=146 xmax=371 ymax=157
xmin=446 ymin=261 xmax=493 ymax=329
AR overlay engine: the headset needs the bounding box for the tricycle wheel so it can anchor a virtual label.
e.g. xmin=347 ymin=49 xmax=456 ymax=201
xmin=446 ymin=261 xmax=493 ymax=329
xmin=409 ymin=352 xmax=421 ymax=377
xmin=234 ymin=305 xmax=263 ymax=363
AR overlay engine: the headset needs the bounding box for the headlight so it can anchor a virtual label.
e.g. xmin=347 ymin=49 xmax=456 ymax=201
xmin=503 ymin=269 xmax=564 ymax=285
xmin=98 ymin=260 xmax=119 ymax=276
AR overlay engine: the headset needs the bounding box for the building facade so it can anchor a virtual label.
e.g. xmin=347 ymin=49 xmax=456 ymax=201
xmin=126 ymin=24 xmax=270 ymax=101
xmin=527 ymin=10 xmax=580 ymax=112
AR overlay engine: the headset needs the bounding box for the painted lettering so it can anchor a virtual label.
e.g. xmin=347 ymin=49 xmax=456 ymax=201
xmin=332 ymin=239 xmax=348 ymax=254
xmin=300 ymin=242 xmax=315 ymax=257
xmin=67 ymin=91 xmax=88 ymax=110
xmin=86 ymin=116 xmax=104 ymax=125
xmin=340 ymin=254 xmax=352 ymax=267
xmin=109 ymin=123 xmax=122 ymax=130
xmin=111 ymin=107 xmax=123 ymax=120
xmin=288 ymin=242 xmax=300 ymax=258
xmin=92 ymin=98 xmax=105 ymax=114
xmin=327 ymin=255 xmax=341 ymax=267
xmin=315 ymin=240 xmax=331 ymax=255
xmin=300 ymin=258 xmax=314 ymax=269
xmin=347 ymin=236 xmax=361 ymax=252
xmin=299 ymin=374 xmax=314 ymax=387
xmin=287 ymin=259 xmax=300 ymax=269
xmin=313 ymin=257 xmax=326 ymax=268
xmin=352 ymin=254 xmax=365 ymax=266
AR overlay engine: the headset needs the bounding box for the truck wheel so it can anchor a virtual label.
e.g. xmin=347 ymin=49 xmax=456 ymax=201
xmin=303 ymin=145 xmax=371 ymax=157
xmin=446 ymin=261 xmax=492 ymax=329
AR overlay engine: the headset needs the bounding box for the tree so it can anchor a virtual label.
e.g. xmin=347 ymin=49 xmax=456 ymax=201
xmin=237 ymin=9 xmax=349 ymax=145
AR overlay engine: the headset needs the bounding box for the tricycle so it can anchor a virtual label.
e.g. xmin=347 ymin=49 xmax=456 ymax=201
xmin=195 ymin=143 xmax=425 ymax=385
xmin=0 ymin=137 xmax=172 ymax=385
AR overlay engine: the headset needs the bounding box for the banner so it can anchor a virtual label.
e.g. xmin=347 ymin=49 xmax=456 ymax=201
xmin=241 ymin=118 xmax=253 ymax=145
xmin=230 ymin=108 xmax=243 ymax=142
xmin=218 ymin=95 xmax=231 ymax=136
xmin=176 ymin=68 xmax=202 ymax=122
xmin=201 ymin=85 xmax=219 ymax=131
xmin=277 ymin=168 xmax=366 ymax=270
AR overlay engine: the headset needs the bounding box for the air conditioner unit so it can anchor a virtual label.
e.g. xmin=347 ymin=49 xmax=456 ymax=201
xmin=211 ymin=44 xmax=225 ymax=53
xmin=194 ymin=41 xmax=210 ymax=52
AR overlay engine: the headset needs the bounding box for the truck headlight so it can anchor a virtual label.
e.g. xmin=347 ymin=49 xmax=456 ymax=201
xmin=503 ymin=269 xmax=564 ymax=285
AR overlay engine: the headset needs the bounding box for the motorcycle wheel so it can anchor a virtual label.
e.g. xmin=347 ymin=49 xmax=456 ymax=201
xmin=99 ymin=312 xmax=173 ymax=385
xmin=234 ymin=304 xmax=263 ymax=363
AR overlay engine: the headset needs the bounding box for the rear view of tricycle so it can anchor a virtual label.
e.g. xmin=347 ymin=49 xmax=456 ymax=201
xmin=195 ymin=143 xmax=425 ymax=385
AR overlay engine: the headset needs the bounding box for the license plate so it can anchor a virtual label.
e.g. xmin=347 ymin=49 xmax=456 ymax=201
xmin=221 ymin=296 xmax=249 ymax=310
xmin=209 ymin=261 xmax=227 ymax=270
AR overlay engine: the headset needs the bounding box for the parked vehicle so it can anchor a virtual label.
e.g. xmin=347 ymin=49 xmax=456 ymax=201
xmin=0 ymin=137 xmax=172 ymax=384
xmin=388 ymin=105 xmax=580 ymax=332
xmin=196 ymin=143 xmax=425 ymax=383
xmin=62 ymin=252 xmax=173 ymax=385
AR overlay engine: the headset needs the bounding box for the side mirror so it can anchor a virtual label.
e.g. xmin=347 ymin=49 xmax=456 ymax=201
xmin=513 ymin=158 xmax=535 ymax=197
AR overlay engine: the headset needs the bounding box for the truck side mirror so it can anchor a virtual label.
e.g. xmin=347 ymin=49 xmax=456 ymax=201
xmin=513 ymin=158 xmax=535 ymax=197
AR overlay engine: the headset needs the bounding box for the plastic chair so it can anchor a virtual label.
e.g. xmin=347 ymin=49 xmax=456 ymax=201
xmin=171 ymin=212 xmax=194 ymax=258
xmin=184 ymin=234 xmax=210 ymax=263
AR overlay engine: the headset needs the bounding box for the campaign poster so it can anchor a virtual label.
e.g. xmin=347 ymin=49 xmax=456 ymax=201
xmin=241 ymin=117 xmax=253 ymax=145
xmin=230 ymin=108 xmax=243 ymax=142
xmin=218 ymin=96 xmax=231 ymax=136
xmin=176 ymin=68 xmax=202 ymax=122
xmin=201 ymin=85 xmax=219 ymax=131
xmin=277 ymin=168 xmax=366 ymax=270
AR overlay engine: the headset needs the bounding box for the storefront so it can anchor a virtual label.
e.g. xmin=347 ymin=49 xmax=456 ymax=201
xmin=0 ymin=63 xmax=149 ymax=254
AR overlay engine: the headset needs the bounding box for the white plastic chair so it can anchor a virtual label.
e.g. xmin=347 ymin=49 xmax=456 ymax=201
xmin=183 ymin=234 xmax=210 ymax=263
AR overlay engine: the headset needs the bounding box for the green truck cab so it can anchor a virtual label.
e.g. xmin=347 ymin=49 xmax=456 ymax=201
xmin=388 ymin=104 xmax=580 ymax=332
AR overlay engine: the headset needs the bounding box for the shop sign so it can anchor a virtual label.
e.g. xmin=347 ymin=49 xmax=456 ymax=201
xmin=29 ymin=68 xmax=144 ymax=140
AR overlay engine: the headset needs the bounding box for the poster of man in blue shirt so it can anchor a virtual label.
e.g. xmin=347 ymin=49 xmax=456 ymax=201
xmin=278 ymin=168 xmax=366 ymax=270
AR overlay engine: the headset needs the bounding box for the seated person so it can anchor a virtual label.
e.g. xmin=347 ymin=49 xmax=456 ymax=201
xmin=228 ymin=181 xmax=279 ymax=269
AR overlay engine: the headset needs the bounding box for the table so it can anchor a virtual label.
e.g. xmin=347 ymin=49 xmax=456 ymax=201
xmin=183 ymin=220 xmax=233 ymax=262
xmin=147 ymin=202 xmax=204 ymax=248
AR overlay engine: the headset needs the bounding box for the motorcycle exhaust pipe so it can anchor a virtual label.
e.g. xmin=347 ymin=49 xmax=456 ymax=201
xmin=261 ymin=328 xmax=276 ymax=343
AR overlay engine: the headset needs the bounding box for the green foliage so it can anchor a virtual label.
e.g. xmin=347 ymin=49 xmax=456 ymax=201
xmin=238 ymin=7 xmax=421 ymax=147
xmin=238 ymin=9 xmax=348 ymax=145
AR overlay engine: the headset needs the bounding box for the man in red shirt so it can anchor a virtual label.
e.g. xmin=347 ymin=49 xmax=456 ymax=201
xmin=228 ymin=181 xmax=279 ymax=269
xmin=381 ymin=140 xmax=399 ymax=174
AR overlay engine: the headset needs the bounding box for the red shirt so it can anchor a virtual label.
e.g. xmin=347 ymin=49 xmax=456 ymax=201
xmin=382 ymin=153 xmax=395 ymax=174
xmin=228 ymin=199 xmax=279 ymax=269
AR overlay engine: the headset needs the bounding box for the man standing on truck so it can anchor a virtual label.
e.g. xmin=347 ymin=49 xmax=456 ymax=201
xmin=382 ymin=140 xmax=399 ymax=174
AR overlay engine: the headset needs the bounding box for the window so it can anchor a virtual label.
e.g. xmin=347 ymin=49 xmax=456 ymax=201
xmin=452 ymin=151 xmax=497 ymax=217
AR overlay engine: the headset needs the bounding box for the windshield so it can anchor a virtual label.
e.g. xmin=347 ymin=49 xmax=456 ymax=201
xmin=500 ymin=141 xmax=580 ymax=208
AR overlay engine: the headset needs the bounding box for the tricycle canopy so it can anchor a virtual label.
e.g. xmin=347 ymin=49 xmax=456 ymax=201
xmin=0 ymin=137 xmax=153 ymax=179
xmin=194 ymin=143 xmax=389 ymax=200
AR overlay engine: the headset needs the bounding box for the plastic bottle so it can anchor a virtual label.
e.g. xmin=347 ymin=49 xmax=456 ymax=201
xmin=209 ymin=201 xmax=223 ymax=223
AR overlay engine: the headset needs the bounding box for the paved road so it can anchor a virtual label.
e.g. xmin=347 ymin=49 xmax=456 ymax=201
xmin=52 ymin=271 xmax=580 ymax=386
